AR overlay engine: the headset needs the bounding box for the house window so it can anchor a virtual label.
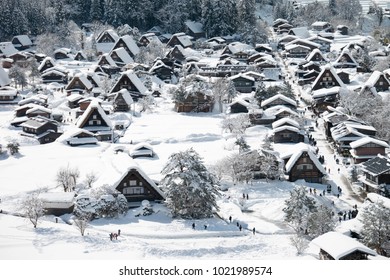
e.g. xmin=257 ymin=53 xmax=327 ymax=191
xmin=123 ymin=187 xmax=145 ymax=195
xmin=93 ymin=115 xmax=97 ymax=119
xmin=129 ymin=180 xmax=137 ymax=186
xmin=297 ymin=164 xmax=313 ymax=170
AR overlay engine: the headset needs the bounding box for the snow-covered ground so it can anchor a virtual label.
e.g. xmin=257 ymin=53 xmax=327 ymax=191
xmin=0 ymin=84 xmax=369 ymax=261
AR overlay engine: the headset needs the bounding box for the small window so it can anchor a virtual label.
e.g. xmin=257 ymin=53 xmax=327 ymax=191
xmin=129 ymin=180 xmax=137 ymax=186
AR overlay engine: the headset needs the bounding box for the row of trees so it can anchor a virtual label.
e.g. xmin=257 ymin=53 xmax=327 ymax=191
xmin=0 ymin=0 xmax=260 ymax=41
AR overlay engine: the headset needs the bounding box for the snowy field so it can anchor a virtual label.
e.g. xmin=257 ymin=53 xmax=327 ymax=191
xmin=0 ymin=86 xmax=369 ymax=261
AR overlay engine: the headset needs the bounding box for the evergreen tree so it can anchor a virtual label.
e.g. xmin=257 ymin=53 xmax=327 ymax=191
xmin=202 ymin=0 xmax=238 ymax=37
xmin=161 ymin=148 xmax=220 ymax=219
xmin=283 ymin=185 xmax=317 ymax=234
xmin=90 ymin=0 xmax=105 ymax=22
xmin=361 ymin=201 xmax=390 ymax=255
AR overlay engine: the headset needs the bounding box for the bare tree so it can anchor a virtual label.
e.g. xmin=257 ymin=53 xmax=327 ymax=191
xmin=84 ymin=172 xmax=98 ymax=189
xmin=20 ymin=193 xmax=45 ymax=228
xmin=73 ymin=213 xmax=91 ymax=236
xmin=56 ymin=165 xmax=80 ymax=192
xmin=290 ymin=233 xmax=309 ymax=255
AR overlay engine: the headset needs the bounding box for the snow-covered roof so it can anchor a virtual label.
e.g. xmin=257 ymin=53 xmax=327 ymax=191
xmin=110 ymin=47 xmax=134 ymax=64
xmin=272 ymin=125 xmax=300 ymax=134
xmin=333 ymin=49 xmax=358 ymax=66
xmin=0 ymin=66 xmax=11 ymax=87
xmin=308 ymin=35 xmax=333 ymax=44
xmin=312 ymin=65 xmax=344 ymax=90
xmin=39 ymin=192 xmax=75 ymax=209
xmin=185 ymin=21 xmax=204 ymax=34
xmin=264 ymin=105 xmax=299 ymax=118
xmin=13 ymin=35 xmax=32 ymax=46
xmin=111 ymin=71 xmax=147 ymax=95
xmin=228 ymin=73 xmax=255 ymax=82
xmin=0 ymin=86 xmax=17 ymax=96
xmin=0 ymin=42 xmax=18 ymax=56
xmin=289 ymin=27 xmax=310 ymax=38
xmin=114 ymin=35 xmax=140 ymax=56
xmin=312 ymin=87 xmax=340 ymax=99
xmin=56 ymin=127 xmax=97 ymax=144
xmin=114 ymin=89 xmax=134 ymax=105
xmin=364 ymin=71 xmax=390 ymax=87
xmin=67 ymin=73 xmax=93 ymax=91
xmin=272 ymin=117 xmax=300 ymax=129
xmin=361 ymin=154 xmax=390 ymax=176
xmin=261 ymin=94 xmax=297 ymax=108
xmin=350 ymin=137 xmax=389 ymax=149
xmin=76 ymin=100 xmax=113 ymax=129
xmin=365 ymin=193 xmax=390 ymax=209
xmin=129 ymin=142 xmax=154 ymax=157
xmin=285 ymin=38 xmax=321 ymax=49
xmin=225 ymin=42 xmax=253 ymax=54
xmin=26 ymin=105 xmax=52 ymax=115
xmin=171 ymin=33 xmax=193 ymax=48
xmin=311 ymin=231 xmax=376 ymax=260
xmin=284 ymin=44 xmax=310 ymax=51
xmin=285 ymin=144 xmax=326 ymax=174
xmin=38 ymin=57 xmax=55 ymax=71
xmin=306 ymin=49 xmax=327 ymax=62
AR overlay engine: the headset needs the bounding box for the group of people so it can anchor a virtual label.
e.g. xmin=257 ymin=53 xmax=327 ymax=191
xmin=109 ymin=229 xmax=121 ymax=241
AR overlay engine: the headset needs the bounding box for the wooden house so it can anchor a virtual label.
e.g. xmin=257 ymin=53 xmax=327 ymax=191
xmin=74 ymin=51 xmax=87 ymax=61
xmin=174 ymin=89 xmax=213 ymax=113
xmin=97 ymin=53 xmax=117 ymax=67
xmin=228 ymin=73 xmax=255 ymax=93
xmin=311 ymin=21 xmax=333 ymax=32
xmin=110 ymin=71 xmax=147 ymax=101
xmin=0 ymin=86 xmax=18 ymax=103
xmin=111 ymin=35 xmax=140 ymax=59
xmin=350 ymin=137 xmax=389 ymax=164
xmin=38 ymin=57 xmax=55 ymax=73
xmin=110 ymin=47 xmax=134 ymax=67
xmin=149 ymin=59 xmax=174 ymax=81
xmin=261 ymin=94 xmax=297 ymax=109
xmin=166 ymin=32 xmax=193 ymax=48
xmin=109 ymin=89 xmax=133 ymax=112
xmin=56 ymin=128 xmax=98 ymax=146
xmin=41 ymin=68 xmax=68 ymax=84
xmin=308 ymin=35 xmax=332 ymax=52
xmin=336 ymin=70 xmax=350 ymax=84
xmin=360 ymin=155 xmax=390 ymax=194
xmin=284 ymin=145 xmax=326 ymax=183
xmin=39 ymin=192 xmax=75 ymax=216
xmin=311 ymin=87 xmax=340 ymax=115
xmin=277 ymin=35 xmax=298 ymax=49
xmin=305 ymin=49 xmax=327 ymax=63
xmin=96 ymin=29 xmax=119 ymax=44
xmin=288 ymin=27 xmax=310 ymax=38
xmin=272 ymin=125 xmax=304 ymax=143
xmin=113 ymin=165 xmax=165 ymax=204
xmin=66 ymin=93 xmax=84 ymax=109
xmin=284 ymin=44 xmax=311 ymax=58
xmin=25 ymin=105 xmax=52 ymax=118
xmin=65 ymin=74 xmax=93 ymax=94
xmin=20 ymin=116 xmax=61 ymax=144
xmin=185 ymin=21 xmax=205 ymax=39
xmin=54 ymin=48 xmax=71 ymax=60
xmin=76 ymin=100 xmax=113 ymax=142
xmin=312 ymin=65 xmax=344 ymax=91
xmin=333 ymin=50 xmax=358 ymax=68
xmin=311 ymin=232 xmax=377 ymax=260
xmin=11 ymin=35 xmax=33 ymax=51
xmin=362 ymin=71 xmax=390 ymax=93
xmin=229 ymin=99 xmax=256 ymax=114
xmin=272 ymin=18 xmax=289 ymax=31
xmin=138 ymin=33 xmax=161 ymax=47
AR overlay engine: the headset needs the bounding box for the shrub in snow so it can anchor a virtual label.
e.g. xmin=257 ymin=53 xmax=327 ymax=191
xmin=141 ymin=200 xmax=154 ymax=216
xmin=161 ymin=148 xmax=220 ymax=219
xmin=73 ymin=195 xmax=99 ymax=219
xmin=6 ymin=141 xmax=20 ymax=155
xmin=97 ymin=194 xmax=119 ymax=218
xmin=306 ymin=205 xmax=336 ymax=239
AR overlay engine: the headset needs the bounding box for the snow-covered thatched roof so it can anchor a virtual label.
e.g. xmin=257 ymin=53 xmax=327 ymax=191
xmin=12 ymin=35 xmax=32 ymax=46
xmin=311 ymin=231 xmax=377 ymax=260
xmin=272 ymin=117 xmax=300 ymax=129
xmin=364 ymin=71 xmax=390 ymax=88
xmin=261 ymin=93 xmax=297 ymax=108
xmin=110 ymin=47 xmax=134 ymax=64
xmin=272 ymin=125 xmax=300 ymax=134
xmin=76 ymin=100 xmax=112 ymax=129
xmin=285 ymin=144 xmax=325 ymax=174
xmin=185 ymin=21 xmax=204 ymax=34
xmin=110 ymin=71 xmax=147 ymax=95
xmin=114 ymin=35 xmax=140 ymax=57
xmin=39 ymin=192 xmax=76 ymax=209
xmin=312 ymin=65 xmax=344 ymax=90
xmin=0 ymin=42 xmax=18 ymax=56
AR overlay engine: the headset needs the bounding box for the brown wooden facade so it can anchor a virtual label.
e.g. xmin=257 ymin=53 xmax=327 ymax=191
xmin=288 ymin=152 xmax=324 ymax=183
xmin=174 ymin=92 xmax=213 ymax=113
xmin=274 ymin=128 xmax=304 ymax=143
xmin=115 ymin=168 xmax=164 ymax=203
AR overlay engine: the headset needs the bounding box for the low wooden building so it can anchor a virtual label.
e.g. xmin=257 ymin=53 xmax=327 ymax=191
xmin=349 ymin=137 xmax=389 ymax=164
xmin=359 ymin=155 xmax=390 ymax=194
xmin=311 ymin=232 xmax=377 ymax=260
xmin=272 ymin=125 xmax=304 ymax=143
xmin=39 ymin=192 xmax=76 ymax=216
xmin=261 ymin=93 xmax=297 ymax=109
xmin=229 ymin=74 xmax=255 ymax=93
xmin=174 ymin=91 xmax=213 ymax=113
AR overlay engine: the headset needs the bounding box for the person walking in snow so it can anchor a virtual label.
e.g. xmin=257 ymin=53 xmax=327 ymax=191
xmin=192 ymin=223 xmax=195 ymax=230
xmin=118 ymin=229 xmax=121 ymax=236
xmin=253 ymin=228 xmax=256 ymax=235
xmin=246 ymin=194 xmax=249 ymax=200
xmin=239 ymin=225 xmax=242 ymax=231
xmin=229 ymin=216 xmax=232 ymax=223
xmin=204 ymin=225 xmax=207 ymax=230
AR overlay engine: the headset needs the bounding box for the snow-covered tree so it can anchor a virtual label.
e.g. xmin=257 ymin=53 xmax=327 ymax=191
xmin=20 ymin=193 xmax=45 ymax=228
xmin=290 ymin=233 xmax=309 ymax=255
xmin=283 ymin=185 xmax=317 ymax=234
xmin=84 ymin=172 xmax=98 ymax=189
xmin=306 ymin=205 xmax=336 ymax=239
xmin=221 ymin=114 xmax=251 ymax=136
xmin=202 ymin=0 xmax=238 ymax=37
xmin=160 ymin=148 xmax=220 ymax=219
xmin=336 ymin=0 xmax=362 ymax=22
xmin=361 ymin=201 xmax=390 ymax=255
xmin=235 ymin=136 xmax=250 ymax=154
xmin=8 ymin=65 xmax=27 ymax=89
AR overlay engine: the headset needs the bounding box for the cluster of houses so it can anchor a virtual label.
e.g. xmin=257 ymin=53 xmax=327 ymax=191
xmin=1 ymin=15 xmax=390 ymax=250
